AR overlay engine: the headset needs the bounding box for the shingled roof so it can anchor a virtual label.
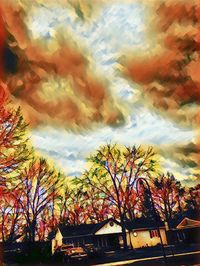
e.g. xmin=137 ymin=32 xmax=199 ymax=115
xmin=176 ymin=217 xmax=200 ymax=229
xmin=58 ymin=218 xmax=119 ymax=238
xmin=49 ymin=217 xmax=165 ymax=240
xmin=125 ymin=218 xmax=165 ymax=231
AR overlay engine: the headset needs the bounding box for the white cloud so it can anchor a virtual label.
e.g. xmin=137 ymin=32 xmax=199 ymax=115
xmin=28 ymin=2 xmax=195 ymax=182
xmin=31 ymin=107 xmax=194 ymax=176
xmin=27 ymin=2 xmax=146 ymax=101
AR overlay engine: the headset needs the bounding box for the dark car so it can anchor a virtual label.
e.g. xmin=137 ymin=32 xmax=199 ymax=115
xmin=65 ymin=247 xmax=88 ymax=262
xmin=58 ymin=245 xmax=88 ymax=263
xmin=83 ymin=244 xmax=102 ymax=257
xmin=54 ymin=244 xmax=74 ymax=262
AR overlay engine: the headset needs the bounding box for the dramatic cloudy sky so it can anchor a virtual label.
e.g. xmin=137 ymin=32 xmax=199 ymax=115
xmin=15 ymin=0 xmax=192 ymax=185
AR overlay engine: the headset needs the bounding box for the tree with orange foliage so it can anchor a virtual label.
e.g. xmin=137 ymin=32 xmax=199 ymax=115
xmin=150 ymin=173 xmax=200 ymax=228
xmin=0 ymin=92 xmax=31 ymax=243
xmin=185 ymin=184 xmax=200 ymax=216
xmin=13 ymin=158 xmax=63 ymax=243
xmin=0 ymin=106 xmax=30 ymax=179
xmin=81 ymin=187 xmax=116 ymax=223
xmin=0 ymin=189 xmax=23 ymax=243
xmin=0 ymin=6 xmax=6 ymax=79
xmin=150 ymin=173 xmax=184 ymax=228
xmin=68 ymin=184 xmax=116 ymax=225
xmin=77 ymin=144 xmax=157 ymax=249
xmin=68 ymin=190 xmax=89 ymax=225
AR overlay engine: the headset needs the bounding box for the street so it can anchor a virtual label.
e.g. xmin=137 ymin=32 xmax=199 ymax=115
xmin=5 ymin=249 xmax=200 ymax=266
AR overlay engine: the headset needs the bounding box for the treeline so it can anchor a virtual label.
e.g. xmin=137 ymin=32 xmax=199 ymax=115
xmin=0 ymin=99 xmax=199 ymax=245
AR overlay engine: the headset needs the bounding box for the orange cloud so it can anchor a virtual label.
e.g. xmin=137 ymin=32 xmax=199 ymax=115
xmin=1 ymin=0 xmax=125 ymax=131
xmin=123 ymin=0 xmax=200 ymax=171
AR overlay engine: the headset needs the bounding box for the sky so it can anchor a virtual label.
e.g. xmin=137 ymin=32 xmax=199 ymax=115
xmin=2 ymin=0 xmax=198 ymax=186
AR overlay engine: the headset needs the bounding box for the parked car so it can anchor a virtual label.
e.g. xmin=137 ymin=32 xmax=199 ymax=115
xmin=69 ymin=247 xmax=88 ymax=261
xmin=61 ymin=244 xmax=74 ymax=252
xmin=83 ymin=244 xmax=102 ymax=257
xmin=63 ymin=246 xmax=88 ymax=262
xmin=53 ymin=244 xmax=74 ymax=262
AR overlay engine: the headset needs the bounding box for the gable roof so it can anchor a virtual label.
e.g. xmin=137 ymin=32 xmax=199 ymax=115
xmin=95 ymin=219 xmax=123 ymax=235
xmin=55 ymin=217 xmax=165 ymax=239
xmin=58 ymin=218 xmax=118 ymax=238
xmin=176 ymin=217 xmax=200 ymax=229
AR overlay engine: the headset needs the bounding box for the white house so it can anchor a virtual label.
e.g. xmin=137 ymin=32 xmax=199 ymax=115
xmin=51 ymin=219 xmax=123 ymax=254
xmin=50 ymin=218 xmax=168 ymax=254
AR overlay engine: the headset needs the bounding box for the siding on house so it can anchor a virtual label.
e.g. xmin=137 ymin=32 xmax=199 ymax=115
xmin=166 ymin=217 xmax=200 ymax=245
xmin=95 ymin=220 xmax=123 ymax=235
xmin=52 ymin=229 xmax=63 ymax=254
xmin=128 ymin=228 xmax=167 ymax=248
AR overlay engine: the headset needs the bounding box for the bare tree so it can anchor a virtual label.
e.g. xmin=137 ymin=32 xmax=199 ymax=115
xmin=77 ymin=144 xmax=157 ymax=249
xmin=14 ymin=158 xmax=63 ymax=242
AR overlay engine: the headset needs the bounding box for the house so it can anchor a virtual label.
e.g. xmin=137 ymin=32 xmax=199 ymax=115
xmin=50 ymin=219 xmax=123 ymax=254
xmin=126 ymin=219 xmax=167 ymax=249
xmin=176 ymin=217 xmax=200 ymax=229
xmin=166 ymin=217 xmax=200 ymax=245
xmin=50 ymin=218 xmax=168 ymax=254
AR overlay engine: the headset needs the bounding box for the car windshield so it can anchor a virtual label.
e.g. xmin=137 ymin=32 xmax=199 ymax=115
xmin=61 ymin=244 xmax=74 ymax=250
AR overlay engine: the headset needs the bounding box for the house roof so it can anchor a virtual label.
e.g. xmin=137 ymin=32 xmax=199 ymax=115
xmin=125 ymin=218 xmax=165 ymax=231
xmin=54 ymin=217 xmax=165 ymax=239
xmin=176 ymin=217 xmax=200 ymax=229
xmin=48 ymin=229 xmax=57 ymax=240
xmin=167 ymin=209 xmax=200 ymax=228
xmin=59 ymin=218 xmax=118 ymax=238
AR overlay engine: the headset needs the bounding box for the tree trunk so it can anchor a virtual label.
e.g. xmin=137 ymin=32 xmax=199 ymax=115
xmin=164 ymin=201 xmax=170 ymax=229
xmin=30 ymin=219 xmax=36 ymax=242
xmin=7 ymin=215 xmax=18 ymax=243
xmin=178 ymin=196 xmax=182 ymax=215
xmin=0 ymin=242 xmax=3 ymax=266
xmin=120 ymin=215 xmax=128 ymax=250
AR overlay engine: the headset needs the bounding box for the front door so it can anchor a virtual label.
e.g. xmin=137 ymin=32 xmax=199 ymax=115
xmin=107 ymin=234 xmax=120 ymax=250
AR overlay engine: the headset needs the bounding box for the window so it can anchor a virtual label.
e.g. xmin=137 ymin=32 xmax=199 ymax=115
xmin=109 ymin=221 xmax=114 ymax=227
xmin=149 ymin=230 xmax=159 ymax=238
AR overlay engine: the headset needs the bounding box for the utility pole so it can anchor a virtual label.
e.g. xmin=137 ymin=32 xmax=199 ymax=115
xmin=135 ymin=177 xmax=168 ymax=266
